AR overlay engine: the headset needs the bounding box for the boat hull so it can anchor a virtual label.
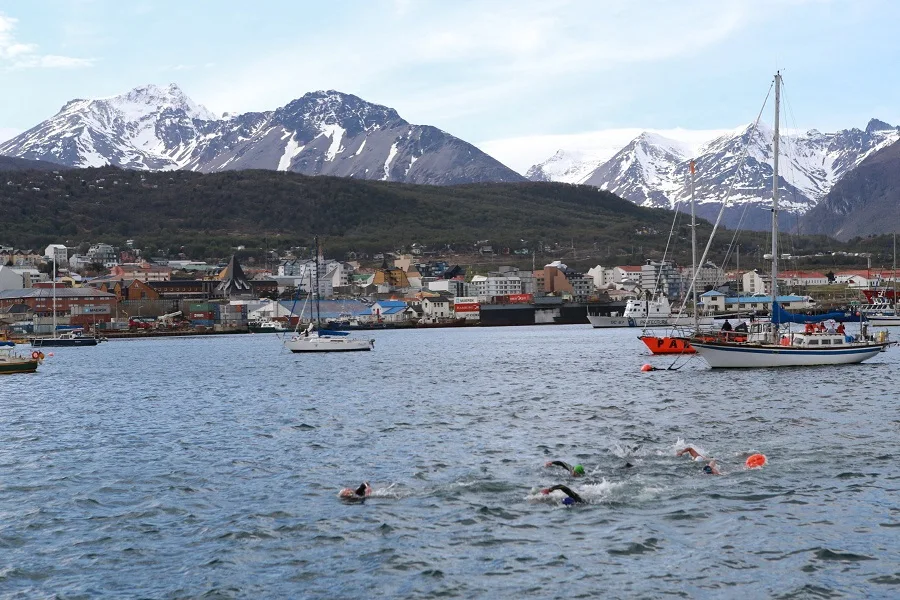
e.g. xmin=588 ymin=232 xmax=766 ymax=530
xmin=30 ymin=337 xmax=99 ymax=347
xmin=689 ymin=340 xmax=887 ymax=368
xmin=249 ymin=326 xmax=289 ymax=333
xmin=0 ymin=359 xmax=38 ymax=374
xmin=865 ymin=315 xmax=900 ymax=326
xmin=640 ymin=336 xmax=696 ymax=354
xmin=284 ymin=336 xmax=374 ymax=352
xmin=589 ymin=315 xmax=714 ymax=329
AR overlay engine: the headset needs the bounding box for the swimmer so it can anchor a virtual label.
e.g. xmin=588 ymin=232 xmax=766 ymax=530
xmin=544 ymin=460 xmax=585 ymax=477
xmin=338 ymin=481 xmax=372 ymax=500
xmin=701 ymin=460 xmax=721 ymax=475
xmin=678 ymin=447 xmax=721 ymax=475
xmin=676 ymin=447 xmax=707 ymax=460
xmin=540 ymin=484 xmax=585 ymax=505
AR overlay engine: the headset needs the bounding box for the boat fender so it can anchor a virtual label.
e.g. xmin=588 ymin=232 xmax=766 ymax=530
xmin=31 ymin=351 xmax=39 ymax=360
xmin=640 ymin=364 xmax=654 ymax=372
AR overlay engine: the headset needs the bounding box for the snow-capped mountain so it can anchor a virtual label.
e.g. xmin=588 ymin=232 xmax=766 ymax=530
xmin=525 ymin=149 xmax=604 ymax=184
xmin=0 ymin=85 xmax=524 ymax=185
xmin=529 ymin=120 xmax=900 ymax=230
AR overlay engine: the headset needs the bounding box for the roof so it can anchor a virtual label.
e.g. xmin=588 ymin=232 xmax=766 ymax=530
xmin=373 ymin=300 xmax=408 ymax=308
xmin=617 ymin=265 xmax=643 ymax=272
xmin=701 ymin=290 xmax=725 ymax=297
xmin=217 ymin=255 xmax=252 ymax=292
xmin=779 ymin=271 xmax=827 ymax=278
xmin=724 ymin=295 xmax=810 ymax=303
xmin=0 ymin=287 xmax=116 ymax=299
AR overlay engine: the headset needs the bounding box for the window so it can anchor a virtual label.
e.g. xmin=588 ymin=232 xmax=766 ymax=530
xmin=808 ymin=339 xmax=819 ymax=345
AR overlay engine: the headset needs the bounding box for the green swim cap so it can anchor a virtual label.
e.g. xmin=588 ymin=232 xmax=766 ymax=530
xmin=573 ymin=465 xmax=585 ymax=475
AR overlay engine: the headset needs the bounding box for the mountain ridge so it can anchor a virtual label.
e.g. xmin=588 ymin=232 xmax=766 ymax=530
xmin=528 ymin=120 xmax=900 ymax=232
xmin=0 ymin=85 xmax=524 ymax=186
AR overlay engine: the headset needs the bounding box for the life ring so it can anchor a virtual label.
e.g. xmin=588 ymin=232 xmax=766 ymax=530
xmin=31 ymin=351 xmax=39 ymax=360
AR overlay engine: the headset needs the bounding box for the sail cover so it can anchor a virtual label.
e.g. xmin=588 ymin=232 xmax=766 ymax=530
xmin=771 ymin=301 xmax=854 ymax=325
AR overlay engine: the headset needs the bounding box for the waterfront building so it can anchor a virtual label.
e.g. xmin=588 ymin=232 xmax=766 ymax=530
xmin=421 ymin=295 xmax=452 ymax=322
xmin=0 ymin=265 xmax=24 ymax=291
xmin=0 ymin=285 xmax=117 ymax=328
xmin=361 ymin=300 xmax=409 ymax=324
xmin=700 ymin=290 xmax=816 ymax=314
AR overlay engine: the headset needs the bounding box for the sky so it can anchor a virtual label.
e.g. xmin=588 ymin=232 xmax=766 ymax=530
xmin=1 ymin=0 xmax=900 ymax=173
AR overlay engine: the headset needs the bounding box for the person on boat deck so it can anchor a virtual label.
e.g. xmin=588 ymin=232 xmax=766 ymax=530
xmin=721 ymin=320 xmax=733 ymax=332
xmin=677 ymin=447 xmax=721 ymax=475
xmin=826 ymin=320 xmax=837 ymax=334
xmin=837 ymin=322 xmax=846 ymax=335
xmin=805 ymin=322 xmax=815 ymax=334
xmin=339 ymin=482 xmax=372 ymax=500
xmin=541 ymin=484 xmax=585 ymax=505
xmin=545 ymin=460 xmax=585 ymax=477
xmin=734 ymin=321 xmax=748 ymax=332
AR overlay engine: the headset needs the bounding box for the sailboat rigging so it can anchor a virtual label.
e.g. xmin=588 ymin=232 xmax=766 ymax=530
xmin=638 ymin=160 xmax=713 ymax=353
xmin=283 ymin=237 xmax=374 ymax=353
xmin=864 ymin=233 xmax=900 ymax=326
xmin=685 ymin=72 xmax=891 ymax=368
xmin=29 ymin=258 xmax=101 ymax=347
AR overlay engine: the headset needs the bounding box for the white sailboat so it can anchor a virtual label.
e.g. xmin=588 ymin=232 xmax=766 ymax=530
xmin=283 ymin=237 xmax=374 ymax=353
xmin=863 ymin=234 xmax=900 ymax=326
xmin=29 ymin=259 xmax=101 ymax=347
xmin=688 ymin=72 xmax=890 ymax=368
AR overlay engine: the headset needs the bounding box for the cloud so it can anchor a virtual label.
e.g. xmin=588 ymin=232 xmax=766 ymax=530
xmin=0 ymin=12 xmax=93 ymax=69
xmin=196 ymin=1 xmax=750 ymax=118
xmin=477 ymin=128 xmax=733 ymax=174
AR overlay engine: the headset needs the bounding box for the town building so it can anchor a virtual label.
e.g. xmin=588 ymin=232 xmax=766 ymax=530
xmin=700 ymin=290 xmax=816 ymax=314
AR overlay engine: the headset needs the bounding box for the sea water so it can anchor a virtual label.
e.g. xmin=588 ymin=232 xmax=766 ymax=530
xmin=1 ymin=326 xmax=898 ymax=598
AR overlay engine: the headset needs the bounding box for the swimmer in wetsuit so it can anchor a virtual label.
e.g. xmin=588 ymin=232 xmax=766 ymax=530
xmin=545 ymin=460 xmax=585 ymax=477
xmin=339 ymin=481 xmax=372 ymax=500
xmin=541 ymin=484 xmax=585 ymax=505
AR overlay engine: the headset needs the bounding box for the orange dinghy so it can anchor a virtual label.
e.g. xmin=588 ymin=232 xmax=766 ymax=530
xmin=639 ymin=335 xmax=696 ymax=354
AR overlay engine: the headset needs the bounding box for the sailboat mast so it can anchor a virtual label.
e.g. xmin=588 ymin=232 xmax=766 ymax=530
xmin=314 ymin=236 xmax=321 ymax=328
xmin=690 ymin=159 xmax=698 ymax=330
xmin=52 ymin=258 xmax=57 ymax=336
xmin=893 ymin=233 xmax=897 ymax=308
xmin=771 ymin=71 xmax=781 ymax=336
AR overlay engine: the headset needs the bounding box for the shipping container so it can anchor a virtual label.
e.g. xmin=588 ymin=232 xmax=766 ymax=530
xmin=191 ymin=319 xmax=215 ymax=327
xmin=189 ymin=311 xmax=215 ymax=320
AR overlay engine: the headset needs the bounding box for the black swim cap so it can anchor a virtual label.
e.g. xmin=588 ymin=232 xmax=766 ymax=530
xmin=702 ymin=465 xmax=713 ymax=474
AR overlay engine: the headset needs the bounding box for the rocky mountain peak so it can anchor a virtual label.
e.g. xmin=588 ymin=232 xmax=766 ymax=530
xmin=865 ymin=118 xmax=895 ymax=133
xmin=0 ymin=84 xmax=522 ymax=185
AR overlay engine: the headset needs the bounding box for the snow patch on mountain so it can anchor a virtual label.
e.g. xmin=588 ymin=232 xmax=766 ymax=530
xmin=383 ymin=142 xmax=399 ymax=180
xmin=277 ymin=132 xmax=304 ymax=171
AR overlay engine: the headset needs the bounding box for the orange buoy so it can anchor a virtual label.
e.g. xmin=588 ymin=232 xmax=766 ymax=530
xmin=641 ymin=364 xmax=653 ymax=372
xmin=48 ymin=352 xmax=54 ymax=357
xmin=745 ymin=453 xmax=767 ymax=469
